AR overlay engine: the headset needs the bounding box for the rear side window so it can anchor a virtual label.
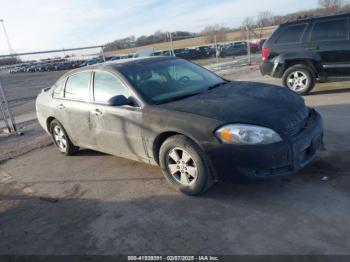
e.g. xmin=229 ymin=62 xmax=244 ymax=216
xmin=310 ymin=18 xmax=348 ymax=41
xmin=276 ymin=24 xmax=307 ymax=44
xmin=64 ymin=72 xmax=91 ymax=100
xmin=93 ymin=71 xmax=129 ymax=103
xmin=52 ymin=78 xmax=66 ymax=98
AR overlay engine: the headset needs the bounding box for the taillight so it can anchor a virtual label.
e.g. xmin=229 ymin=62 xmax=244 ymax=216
xmin=262 ymin=47 xmax=271 ymax=61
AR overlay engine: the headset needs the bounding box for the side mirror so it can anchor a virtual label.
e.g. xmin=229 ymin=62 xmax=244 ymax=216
xmin=108 ymin=95 xmax=132 ymax=106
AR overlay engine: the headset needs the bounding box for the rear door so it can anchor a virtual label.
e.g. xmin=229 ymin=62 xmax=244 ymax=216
xmin=307 ymin=16 xmax=350 ymax=77
xmin=90 ymin=70 xmax=147 ymax=159
xmin=54 ymin=70 xmax=94 ymax=148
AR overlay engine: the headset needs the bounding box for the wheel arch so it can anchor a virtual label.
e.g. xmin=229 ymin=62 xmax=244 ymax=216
xmin=153 ymin=131 xmax=185 ymax=165
xmin=46 ymin=116 xmax=56 ymax=132
xmin=283 ymin=60 xmax=319 ymax=78
xmin=152 ymin=131 xmax=204 ymax=166
xmin=151 ymin=131 xmax=218 ymax=182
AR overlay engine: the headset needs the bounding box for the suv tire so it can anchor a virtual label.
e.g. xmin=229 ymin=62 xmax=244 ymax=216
xmin=159 ymin=135 xmax=214 ymax=196
xmin=282 ymin=64 xmax=315 ymax=95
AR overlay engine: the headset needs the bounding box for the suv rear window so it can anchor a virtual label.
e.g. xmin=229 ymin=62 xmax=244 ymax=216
xmin=276 ymin=24 xmax=307 ymax=44
xmin=310 ymin=18 xmax=348 ymax=41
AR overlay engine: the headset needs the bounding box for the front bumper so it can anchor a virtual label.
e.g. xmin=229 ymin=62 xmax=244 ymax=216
xmin=203 ymin=110 xmax=323 ymax=181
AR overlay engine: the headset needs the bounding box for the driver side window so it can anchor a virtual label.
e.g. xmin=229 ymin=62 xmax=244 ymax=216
xmin=93 ymin=71 xmax=129 ymax=104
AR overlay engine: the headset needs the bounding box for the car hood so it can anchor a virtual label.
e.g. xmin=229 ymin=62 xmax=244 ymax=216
xmin=158 ymin=81 xmax=309 ymax=135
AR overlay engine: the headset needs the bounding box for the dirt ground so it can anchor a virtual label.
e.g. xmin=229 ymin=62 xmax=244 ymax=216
xmin=0 ymin=64 xmax=350 ymax=255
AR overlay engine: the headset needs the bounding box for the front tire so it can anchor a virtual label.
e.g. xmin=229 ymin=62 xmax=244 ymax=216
xmin=50 ymin=120 xmax=78 ymax=156
xmin=159 ymin=135 xmax=214 ymax=195
xmin=282 ymin=65 xmax=315 ymax=95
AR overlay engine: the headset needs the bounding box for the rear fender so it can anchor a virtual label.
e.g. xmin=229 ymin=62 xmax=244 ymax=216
xmin=272 ymin=52 xmax=323 ymax=78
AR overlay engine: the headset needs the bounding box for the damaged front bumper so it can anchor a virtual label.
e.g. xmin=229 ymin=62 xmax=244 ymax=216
xmin=203 ymin=110 xmax=324 ymax=181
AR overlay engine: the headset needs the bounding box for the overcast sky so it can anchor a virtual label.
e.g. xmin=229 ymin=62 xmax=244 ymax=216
xmin=0 ymin=0 xmax=319 ymax=54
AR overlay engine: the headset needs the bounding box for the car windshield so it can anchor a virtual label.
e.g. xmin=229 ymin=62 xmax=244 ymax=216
xmin=119 ymin=59 xmax=225 ymax=104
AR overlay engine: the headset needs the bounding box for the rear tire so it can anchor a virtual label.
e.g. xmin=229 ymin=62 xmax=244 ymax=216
xmin=282 ymin=64 xmax=315 ymax=95
xmin=50 ymin=120 xmax=78 ymax=156
xmin=159 ymin=135 xmax=214 ymax=196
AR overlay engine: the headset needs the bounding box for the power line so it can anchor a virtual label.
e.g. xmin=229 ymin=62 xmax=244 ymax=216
xmin=0 ymin=45 xmax=105 ymax=59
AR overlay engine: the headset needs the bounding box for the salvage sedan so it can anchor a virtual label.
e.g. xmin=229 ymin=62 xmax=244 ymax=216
xmin=36 ymin=57 xmax=323 ymax=195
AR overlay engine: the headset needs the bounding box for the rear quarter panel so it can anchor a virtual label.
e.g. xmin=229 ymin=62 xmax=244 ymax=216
xmin=36 ymin=90 xmax=54 ymax=134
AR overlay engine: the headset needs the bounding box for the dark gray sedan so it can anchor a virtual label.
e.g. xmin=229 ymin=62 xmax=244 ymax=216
xmin=36 ymin=57 xmax=323 ymax=195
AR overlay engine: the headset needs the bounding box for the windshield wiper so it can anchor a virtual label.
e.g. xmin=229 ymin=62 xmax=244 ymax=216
xmin=163 ymin=92 xmax=202 ymax=103
xmin=207 ymin=81 xmax=229 ymax=90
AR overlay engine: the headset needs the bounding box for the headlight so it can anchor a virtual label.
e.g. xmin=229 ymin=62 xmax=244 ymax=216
xmin=215 ymin=124 xmax=282 ymax=145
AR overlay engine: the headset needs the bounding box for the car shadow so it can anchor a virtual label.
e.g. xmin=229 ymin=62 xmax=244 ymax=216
xmin=73 ymin=149 xmax=107 ymax=157
xmin=309 ymin=87 xmax=350 ymax=96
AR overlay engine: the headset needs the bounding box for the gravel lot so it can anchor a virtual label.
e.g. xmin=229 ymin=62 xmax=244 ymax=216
xmin=0 ymin=62 xmax=350 ymax=255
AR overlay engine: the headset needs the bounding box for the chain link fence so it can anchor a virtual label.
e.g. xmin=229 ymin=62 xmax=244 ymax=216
xmin=0 ymin=46 xmax=107 ymax=134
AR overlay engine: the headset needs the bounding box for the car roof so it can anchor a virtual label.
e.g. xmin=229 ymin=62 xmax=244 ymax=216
xmin=282 ymin=12 xmax=349 ymax=26
xmin=62 ymin=56 xmax=179 ymax=77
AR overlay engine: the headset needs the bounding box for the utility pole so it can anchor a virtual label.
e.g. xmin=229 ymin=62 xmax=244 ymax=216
xmin=101 ymin=46 xmax=106 ymax=62
xmin=168 ymin=32 xmax=175 ymax=56
xmin=214 ymin=35 xmax=219 ymax=64
xmin=246 ymin=25 xmax=251 ymax=65
xmin=0 ymin=19 xmax=14 ymax=55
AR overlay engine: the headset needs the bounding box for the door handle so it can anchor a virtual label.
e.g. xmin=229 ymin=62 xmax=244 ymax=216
xmin=94 ymin=108 xmax=103 ymax=115
xmin=57 ymin=103 xmax=65 ymax=109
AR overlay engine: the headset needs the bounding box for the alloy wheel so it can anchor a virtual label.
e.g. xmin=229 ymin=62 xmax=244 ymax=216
xmin=166 ymin=147 xmax=198 ymax=186
xmin=286 ymin=71 xmax=309 ymax=92
xmin=53 ymin=125 xmax=67 ymax=152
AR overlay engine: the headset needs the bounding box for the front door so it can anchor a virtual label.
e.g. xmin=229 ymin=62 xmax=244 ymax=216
xmin=90 ymin=70 xmax=147 ymax=160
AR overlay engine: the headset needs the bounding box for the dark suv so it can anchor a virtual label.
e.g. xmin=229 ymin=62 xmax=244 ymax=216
xmin=260 ymin=13 xmax=350 ymax=95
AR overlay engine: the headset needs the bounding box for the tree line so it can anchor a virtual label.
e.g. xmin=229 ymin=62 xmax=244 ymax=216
xmin=242 ymin=0 xmax=349 ymax=38
xmin=103 ymin=31 xmax=197 ymax=52
xmin=104 ymin=0 xmax=350 ymax=52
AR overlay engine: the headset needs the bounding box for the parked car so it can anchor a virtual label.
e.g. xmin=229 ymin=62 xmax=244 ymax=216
xmin=71 ymin=60 xmax=83 ymax=69
xmin=260 ymin=13 xmax=350 ymax=95
xmin=54 ymin=62 xmax=73 ymax=71
xmin=195 ymin=46 xmax=214 ymax=58
xmin=220 ymin=42 xmax=248 ymax=57
xmin=173 ymin=48 xmax=186 ymax=56
xmin=27 ymin=65 xmax=37 ymax=73
xmin=249 ymin=42 xmax=260 ymax=53
xmin=152 ymin=50 xmax=172 ymax=57
xmin=175 ymin=48 xmax=202 ymax=60
xmin=110 ymin=56 xmax=121 ymax=61
xmin=36 ymin=63 xmax=49 ymax=72
xmin=44 ymin=63 xmax=55 ymax=71
xmin=36 ymin=56 xmax=323 ymax=195
xmin=258 ymin=39 xmax=267 ymax=50
xmin=9 ymin=65 xmax=27 ymax=74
